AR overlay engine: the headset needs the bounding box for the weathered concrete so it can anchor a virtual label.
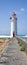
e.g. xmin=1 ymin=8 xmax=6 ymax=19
xmin=0 ymin=37 xmax=27 ymax=65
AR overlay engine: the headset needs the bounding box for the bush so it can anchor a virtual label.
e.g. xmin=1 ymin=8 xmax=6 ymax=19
xmin=18 ymin=41 xmax=20 ymax=44
xmin=18 ymin=41 xmax=22 ymax=46
xmin=19 ymin=45 xmax=25 ymax=51
xmin=19 ymin=43 xmax=22 ymax=46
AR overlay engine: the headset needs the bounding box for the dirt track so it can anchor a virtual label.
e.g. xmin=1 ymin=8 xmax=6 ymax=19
xmin=0 ymin=37 xmax=27 ymax=65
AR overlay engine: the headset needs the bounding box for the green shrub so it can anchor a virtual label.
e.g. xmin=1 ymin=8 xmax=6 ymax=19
xmin=19 ymin=45 xmax=25 ymax=51
xmin=18 ymin=41 xmax=22 ymax=46
xmin=18 ymin=41 xmax=20 ymax=44
xmin=19 ymin=43 xmax=22 ymax=46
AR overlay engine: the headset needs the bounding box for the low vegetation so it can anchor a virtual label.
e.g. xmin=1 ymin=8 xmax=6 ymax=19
xmin=0 ymin=38 xmax=10 ymax=53
xmin=18 ymin=40 xmax=22 ymax=46
xmin=19 ymin=42 xmax=22 ymax=46
xmin=18 ymin=40 xmax=25 ymax=51
xmin=19 ymin=45 xmax=25 ymax=51
xmin=18 ymin=41 xmax=20 ymax=44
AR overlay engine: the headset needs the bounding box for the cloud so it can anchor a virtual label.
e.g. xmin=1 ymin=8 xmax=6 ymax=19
xmin=8 ymin=8 xmax=26 ymax=15
xmin=20 ymin=8 xmax=25 ymax=12
xmin=8 ymin=8 xmax=27 ymax=15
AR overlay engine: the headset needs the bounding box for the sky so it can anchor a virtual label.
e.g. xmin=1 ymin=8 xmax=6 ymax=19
xmin=0 ymin=0 xmax=27 ymax=35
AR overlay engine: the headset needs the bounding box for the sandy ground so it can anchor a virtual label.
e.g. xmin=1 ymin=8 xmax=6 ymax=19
xmin=0 ymin=38 xmax=10 ymax=54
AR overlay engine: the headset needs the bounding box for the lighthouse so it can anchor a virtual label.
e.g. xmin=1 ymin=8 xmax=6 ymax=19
xmin=10 ymin=12 xmax=17 ymax=37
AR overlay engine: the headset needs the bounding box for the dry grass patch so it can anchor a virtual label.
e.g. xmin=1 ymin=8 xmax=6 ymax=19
xmin=0 ymin=38 xmax=10 ymax=53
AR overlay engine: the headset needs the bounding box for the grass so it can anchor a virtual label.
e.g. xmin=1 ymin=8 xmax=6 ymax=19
xmin=0 ymin=38 xmax=10 ymax=53
xmin=18 ymin=41 xmax=20 ymax=44
xmin=19 ymin=42 xmax=22 ymax=46
xmin=18 ymin=40 xmax=25 ymax=51
xmin=19 ymin=45 xmax=25 ymax=51
xmin=18 ymin=40 xmax=22 ymax=46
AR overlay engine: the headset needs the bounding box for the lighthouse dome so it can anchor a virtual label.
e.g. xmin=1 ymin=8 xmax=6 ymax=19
xmin=12 ymin=12 xmax=16 ymax=16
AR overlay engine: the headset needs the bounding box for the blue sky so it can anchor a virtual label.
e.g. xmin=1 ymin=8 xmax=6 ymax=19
xmin=0 ymin=0 xmax=27 ymax=35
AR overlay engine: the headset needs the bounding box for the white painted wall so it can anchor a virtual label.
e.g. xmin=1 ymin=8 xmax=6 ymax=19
xmin=11 ymin=20 xmax=17 ymax=37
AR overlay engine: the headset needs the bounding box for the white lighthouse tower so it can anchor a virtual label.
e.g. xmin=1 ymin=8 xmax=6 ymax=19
xmin=10 ymin=12 xmax=17 ymax=37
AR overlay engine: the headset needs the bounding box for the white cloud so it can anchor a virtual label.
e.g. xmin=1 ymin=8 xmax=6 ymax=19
xmin=8 ymin=8 xmax=27 ymax=15
xmin=20 ymin=8 xmax=25 ymax=12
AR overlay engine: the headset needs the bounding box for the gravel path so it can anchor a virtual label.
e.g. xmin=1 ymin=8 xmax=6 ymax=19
xmin=0 ymin=37 xmax=27 ymax=65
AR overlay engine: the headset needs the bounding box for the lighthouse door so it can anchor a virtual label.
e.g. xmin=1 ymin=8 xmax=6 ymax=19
xmin=13 ymin=32 xmax=15 ymax=37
